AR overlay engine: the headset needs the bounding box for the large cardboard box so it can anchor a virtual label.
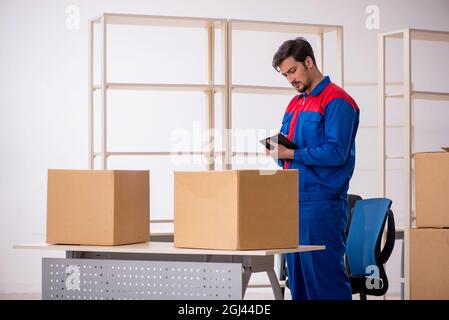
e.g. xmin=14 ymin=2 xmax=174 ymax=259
xmin=410 ymin=228 xmax=449 ymax=299
xmin=415 ymin=151 xmax=449 ymax=228
xmin=47 ymin=169 xmax=150 ymax=245
xmin=174 ymin=170 xmax=299 ymax=250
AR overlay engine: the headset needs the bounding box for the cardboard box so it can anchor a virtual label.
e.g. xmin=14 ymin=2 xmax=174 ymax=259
xmin=174 ymin=170 xmax=299 ymax=250
xmin=415 ymin=150 xmax=449 ymax=228
xmin=410 ymin=228 xmax=449 ymax=300
xmin=47 ymin=169 xmax=150 ymax=245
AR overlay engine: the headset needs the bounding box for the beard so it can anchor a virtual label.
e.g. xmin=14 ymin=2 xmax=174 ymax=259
xmin=291 ymin=80 xmax=308 ymax=93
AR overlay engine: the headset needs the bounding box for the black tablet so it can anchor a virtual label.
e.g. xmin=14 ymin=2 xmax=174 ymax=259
xmin=260 ymin=133 xmax=298 ymax=150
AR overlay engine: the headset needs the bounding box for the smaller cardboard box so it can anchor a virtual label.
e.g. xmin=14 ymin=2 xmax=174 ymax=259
xmin=47 ymin=169 xmax=149 ymax=245
xmin=410 ymin=228 xmax=449 ymax=300
xmin=415 ymin=150 xmax=449 ymax=228
xmin=174 ymin=170 xmax=299 ymax=250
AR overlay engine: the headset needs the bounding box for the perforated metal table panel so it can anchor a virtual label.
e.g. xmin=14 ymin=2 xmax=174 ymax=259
xmin=43 ymin=258 xmax=242 ymax=300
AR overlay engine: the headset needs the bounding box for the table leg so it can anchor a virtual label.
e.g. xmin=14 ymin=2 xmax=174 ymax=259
xmin=267 ymin=270 xmax=284 ymax=300
xmin=242 ymin=266 xmax=252 ymax=298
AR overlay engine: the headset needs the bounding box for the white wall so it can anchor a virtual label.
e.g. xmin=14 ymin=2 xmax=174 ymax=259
xmin=1 ymin=0 xmax=448 ymax=295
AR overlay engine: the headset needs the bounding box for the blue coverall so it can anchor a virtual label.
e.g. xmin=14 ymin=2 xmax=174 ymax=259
xmin=278 ymin=76 xmax=359 ymax=300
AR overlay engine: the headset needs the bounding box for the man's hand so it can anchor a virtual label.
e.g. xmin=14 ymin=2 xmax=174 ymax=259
xmin=264 ymin=139 xmax=295 ymax=159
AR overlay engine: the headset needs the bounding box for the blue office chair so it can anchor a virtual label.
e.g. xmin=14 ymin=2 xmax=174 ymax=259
xmin=346 ymin=198 xmax=396 ymax=300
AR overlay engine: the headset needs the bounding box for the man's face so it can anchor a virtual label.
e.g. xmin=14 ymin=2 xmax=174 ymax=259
xmin=279 ymin=56 xmax=311 ymax=93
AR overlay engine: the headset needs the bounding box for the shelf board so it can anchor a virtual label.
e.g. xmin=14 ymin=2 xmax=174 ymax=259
xmin=91 ymin=14 xmax=344 ymax=34
xmin=93 ymin=151 xmax=269 ymax=158
xmin=411 ymin=28 xmax=449 ymax=42
xmin=232 ymin=84 xmax=296 ymax=95
xmin=94 ymin=83 xmax=225 ymax=92
xmin=382 ymin=28 xmax=449 ymax=42
xmin=94 ymin=13 xmax=225 ymax=28
xmin=385 ymin=92 xmax=404 ymax=98
xmin=382 ymin=29 xmax=407 ymax=39
xmin=232 ymin=152 xmax=267 ymax=157
xmin=385 ymin=155 xmax=405 ymax=160
xmin=230 ymin=19 xmax=341 ymax=34
xmin=150 ymin=219 xmax=173 ymax=224
xmin=385 ymin=90 xmax=449 ymax=101
xmin=344 ymin=81 xmax=405 ymax=86
xmin=413 ymin=90 xmax=449 ymax=101
xmin=94 ymin=151 xmax=209 ymax=157
xmin=94 ymin=83 xmax=297 ymax=94
xmin=360 ymin=124 xmax=405 ymax=129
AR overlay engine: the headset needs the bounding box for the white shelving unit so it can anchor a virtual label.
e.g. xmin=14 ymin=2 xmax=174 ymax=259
xmin=379 ymin=28 xmax=449 ymax=300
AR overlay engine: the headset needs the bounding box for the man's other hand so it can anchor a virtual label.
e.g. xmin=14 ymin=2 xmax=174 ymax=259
xmin=264 ymin=139 xmax=295 ymax=159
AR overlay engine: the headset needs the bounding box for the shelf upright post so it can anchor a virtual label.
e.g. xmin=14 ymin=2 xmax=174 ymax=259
xmin=379 ymin=33 xmax=386 ymax=197
xmin=207 ymin=22 xmax=216 ymax=170
xmin=337 ymin=26 xmax=344 ymax=88
xmin=318 ymin=31 xmax=324 ymax=74
xmin=403 ymin=29 xmax=412 ymax=300
xmin=223 ymin=20 xmax=232 ymax=170
xmin=99 ymin=14 xmax=108 ymax=169
xmin=88 ymin=19 xmax=94 ymax=169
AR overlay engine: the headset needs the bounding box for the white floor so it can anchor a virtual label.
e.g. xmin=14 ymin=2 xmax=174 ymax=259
xmin=244 ymin=288 xmax=400 ymax=300
xmin=0 ymin=290 xmax=400 ymax=300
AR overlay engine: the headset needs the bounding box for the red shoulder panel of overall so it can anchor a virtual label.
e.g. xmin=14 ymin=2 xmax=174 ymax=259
xmin=320 ymin=83 xmax=359 ymax=112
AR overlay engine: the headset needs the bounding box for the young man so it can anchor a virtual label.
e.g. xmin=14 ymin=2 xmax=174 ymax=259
xmin=266 ymin=37 xmax=359 ymax=300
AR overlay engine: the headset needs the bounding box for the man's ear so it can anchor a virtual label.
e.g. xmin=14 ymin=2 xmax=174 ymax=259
xmin=305 ymin=56 xmax=314 ymax=69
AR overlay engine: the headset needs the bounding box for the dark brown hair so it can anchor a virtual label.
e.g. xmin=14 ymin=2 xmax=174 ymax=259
xmin=272 ymin=37 xmax=317 ymax=71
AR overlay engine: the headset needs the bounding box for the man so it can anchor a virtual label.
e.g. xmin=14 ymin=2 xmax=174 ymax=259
xmin=266 ymin=37 xmax=359 ymax=300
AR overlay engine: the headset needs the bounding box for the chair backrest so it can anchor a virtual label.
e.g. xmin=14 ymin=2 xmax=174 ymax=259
xmin=346 ymin=194 xmax=363 ymax=236
xmin=346 ymin=198 xmax=392 ymax=276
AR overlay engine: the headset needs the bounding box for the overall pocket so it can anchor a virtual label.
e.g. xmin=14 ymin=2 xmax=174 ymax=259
xmin=301 ymin=113 xmax=324 ymax=147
